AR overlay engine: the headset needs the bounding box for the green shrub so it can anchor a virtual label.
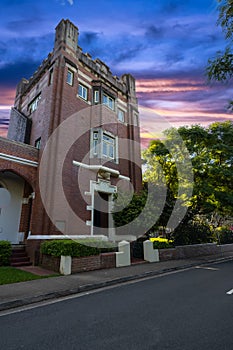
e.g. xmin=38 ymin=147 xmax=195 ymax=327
xmin=0 ymin=241 xmax=12 ymax=266
xmin=153 ymin=241 xmax=174 ymax=249
xmin=40 ymin=239 xmax=116 ymax=257
xmin=216 ymin=229 xmax=233 ymax=244
xmin=172 ymin=222 xmax=213 ymax=246
xmin=76 ymin=238 xmax=117 ymax=253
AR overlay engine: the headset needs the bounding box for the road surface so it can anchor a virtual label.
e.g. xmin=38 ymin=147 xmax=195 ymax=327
xmin=1 ymin=260 xmax=233 ymax=349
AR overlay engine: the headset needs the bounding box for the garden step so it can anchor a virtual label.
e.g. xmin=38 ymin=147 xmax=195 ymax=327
xmin=10 ymin=245 xmax=32 ymax=267
xmin=11 ymin=252 xmax=27 ymax=257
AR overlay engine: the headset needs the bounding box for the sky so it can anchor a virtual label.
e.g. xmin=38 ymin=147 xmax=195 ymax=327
xmin=0 ymin=0 xmax=232 ymax=147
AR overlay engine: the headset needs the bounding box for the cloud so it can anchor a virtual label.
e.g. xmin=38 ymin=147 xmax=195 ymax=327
xmin=80 ymin=31 xmax=102 ymax=46
xmin=0 ymin=61 xmax=41 ymax=86
xmin=145 ymin=25 xmax=164 ymax=39
xmin=67 ymin=0 xmax=74 ymax=4
xmin=0 ymin=86 xmax=15 ymax=105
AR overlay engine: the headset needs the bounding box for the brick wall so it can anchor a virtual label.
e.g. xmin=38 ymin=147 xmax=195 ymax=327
xmin=40 ymin=252 xmax=116 ymax=273
xmin=159 ymin=243 xmax=219 ymax=261
xmin=41 ymin=254 xmax=60 ymax=272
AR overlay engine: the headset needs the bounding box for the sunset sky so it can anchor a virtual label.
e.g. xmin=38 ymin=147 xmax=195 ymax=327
xmin=0 ymin=0 xmax=232 ymax=147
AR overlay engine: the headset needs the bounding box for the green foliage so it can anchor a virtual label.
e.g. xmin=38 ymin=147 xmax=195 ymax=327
xmin=0 ymin=241 xmax=12 ymax=266
xmin=153 ymin=241 xmax=174 ymax=249
xmin=41 ymin=240 xmax=102 ymax=257
xmin=113 ymin=190 xmax=147 ymax=227
xmin=143 ymin=122 xmax=233 ymax=231
xmin=217 ymin=0 xmax=233 ymax=40
xmin=206 ymin=0 xmax=233 ymax=109
xmin=207 ymin=47 xmax=233 ymax=83
xmin=112 ymin=187 xmax=160 ymax=236
xmin=172 ymin=222 xmax=213 ymax=246
xmin=216 ymin=228 xmax=233 ymax=244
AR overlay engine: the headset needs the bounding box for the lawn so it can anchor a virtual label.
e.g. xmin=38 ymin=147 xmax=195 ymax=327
xmin=0 ymin=267 xmax=49 ymax=285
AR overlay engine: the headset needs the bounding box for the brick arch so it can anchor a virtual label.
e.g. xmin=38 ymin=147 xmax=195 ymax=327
xmin=0 ymin=164 xmax=37 ymax=191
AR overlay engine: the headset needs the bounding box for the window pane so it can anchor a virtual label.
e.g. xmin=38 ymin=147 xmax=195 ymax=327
xmin=118 ymin=109 xmax=125 ymax=122
xmin=78 ymin=84 xmax=88 ymax=100
xmin=103 ymin=94 xmax=108 ymax=104
xmin=109 ymin=145 xmax=114 ymax=158
xmin=67 ymin=70 xmax=73 ymax=85
xmin=102 ymin=142 xmax=108 ymax=156
xmin=94 ymin=91 xmax=99 ymax=103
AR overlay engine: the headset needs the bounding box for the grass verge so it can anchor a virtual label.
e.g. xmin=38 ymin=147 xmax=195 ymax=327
xmin=0 ymin=267 xmax=57 ymax=285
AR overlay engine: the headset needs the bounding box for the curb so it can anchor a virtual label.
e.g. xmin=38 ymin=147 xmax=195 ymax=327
xmin=0 ymin=255 xmax=233 ymax=312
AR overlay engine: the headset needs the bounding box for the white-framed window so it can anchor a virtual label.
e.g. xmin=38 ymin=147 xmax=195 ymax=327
xmin=102 ymin=93 xmax=115 ymax=110
xmin=94 ymin=90 xmax=99 ymax=103
xmin=91 ymin=129 xmax=117 ymax=161
xmin=118 ymin=109 xmax=125 ymax=123
xmin=28 ymin=94 xmax=41 ymax=114
xmin=78 ymin=83 xmax=88 ymax=100
xmin=67 ymin=69 xmax=74 ymax=86
xmin=102 ymin=134 xmax=115 ymax=159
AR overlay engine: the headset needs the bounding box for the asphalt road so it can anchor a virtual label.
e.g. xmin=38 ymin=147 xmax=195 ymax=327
xmin=1 ymin=261 xmax=233 ymax=350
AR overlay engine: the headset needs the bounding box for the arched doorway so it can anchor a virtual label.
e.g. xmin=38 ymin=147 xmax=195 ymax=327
xmin=0 ymin=171 xmax=33 ymax=244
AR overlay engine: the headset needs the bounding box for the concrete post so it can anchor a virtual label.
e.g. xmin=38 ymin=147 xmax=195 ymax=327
xmin=116 ymin=240 xmax=131 ymax=267
xmin=60 ymin=255 xmax=72 ymax=275
xmin=143 ymin=240 xmax=159 ymax=263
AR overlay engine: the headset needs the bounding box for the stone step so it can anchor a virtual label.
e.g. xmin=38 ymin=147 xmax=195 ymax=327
xmin=11 ymin=251 xmax=27 ymax=257
xmin=11 ymin=257 xmax=30 ymax=263
xmin=10 ymin=245 xmax=31 ymax=267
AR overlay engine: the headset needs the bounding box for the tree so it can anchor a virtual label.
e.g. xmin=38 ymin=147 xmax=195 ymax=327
xmin=207 ymin=0 xmax=233 ymax=110
xmin=143 ymin=122 xmax=233 ymax=230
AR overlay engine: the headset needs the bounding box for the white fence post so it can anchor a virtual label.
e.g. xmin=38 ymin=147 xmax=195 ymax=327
xmin=143 ymin=240 xmax=159 ymax=263
xmin=60 ymin=255 xmax=72 ymax=275
xmin=116 ymin=240 xmax=131 ymax=267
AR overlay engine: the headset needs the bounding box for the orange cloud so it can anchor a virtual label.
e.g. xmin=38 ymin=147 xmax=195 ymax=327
xmin=136 ymin=78 xmax=205 ymax=93
xmin=0 ymin=87 xmax=16 ymax=107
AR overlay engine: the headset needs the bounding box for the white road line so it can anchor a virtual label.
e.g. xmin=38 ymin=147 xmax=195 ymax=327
xmin=195 ymin=266 xmax=219 ymax=271
xmin=226 ymin=289 xmax=233 ymax=295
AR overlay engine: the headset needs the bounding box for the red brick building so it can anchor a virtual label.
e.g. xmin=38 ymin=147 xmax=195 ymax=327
xmin=0 ymin=19 xmax=142 ymax=263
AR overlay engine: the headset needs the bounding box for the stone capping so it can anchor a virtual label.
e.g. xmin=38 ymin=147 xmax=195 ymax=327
xmin=77 ymin=47 xmax=127 ymax=93
xmin=0 ymin=136 xmax=38 ymax=152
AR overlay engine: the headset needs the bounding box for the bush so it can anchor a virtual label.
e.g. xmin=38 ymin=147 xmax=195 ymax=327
xmin=0 ymin=241 xmax=12 ymax=266
xmin=153 ymin=241 xmax=174 ymax=249
xmin=172 ymin=222 xmax=213 ymax=246
xmin=150 ymin=237 xmax=174 ymax=249
xmin=40 ymin=239 xmax=116 ymax=257
xmin=216 ymin=229 xmax=233 ymax=244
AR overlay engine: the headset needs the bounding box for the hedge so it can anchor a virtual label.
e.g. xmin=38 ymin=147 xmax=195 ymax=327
xmin=0 ymin=241 xmax=12 ymax=266
xmin=40 ymin=239 xmax=116 ymax=258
